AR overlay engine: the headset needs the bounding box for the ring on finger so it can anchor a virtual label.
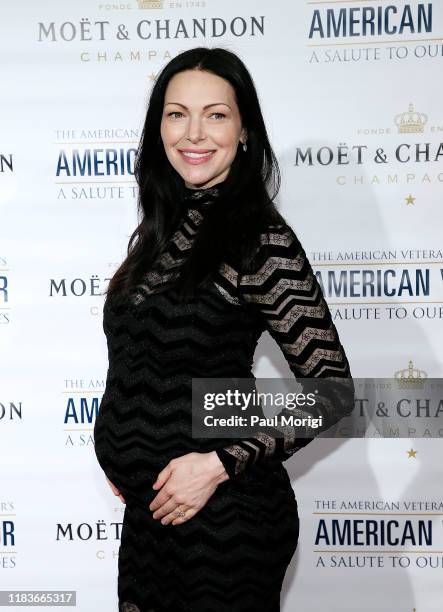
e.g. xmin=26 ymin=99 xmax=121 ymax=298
xmin=175 ymin=506 xmax=187 ymax=518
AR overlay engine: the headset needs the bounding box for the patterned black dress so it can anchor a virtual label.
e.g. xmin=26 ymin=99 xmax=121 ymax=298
xmin=93 ymin=182 xmax=353 ymax=612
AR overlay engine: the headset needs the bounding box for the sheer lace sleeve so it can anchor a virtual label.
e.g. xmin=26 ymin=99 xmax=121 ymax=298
xmin=214 ymin=219 xmax=354 ymax=480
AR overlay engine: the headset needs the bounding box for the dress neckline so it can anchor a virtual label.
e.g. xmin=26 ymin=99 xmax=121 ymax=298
xmin=183 ymin=180 xmax=225 ymax=204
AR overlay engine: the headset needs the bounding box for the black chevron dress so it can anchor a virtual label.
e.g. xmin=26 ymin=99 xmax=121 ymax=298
xmin=93 ymin=182 xmax=353 ymax=612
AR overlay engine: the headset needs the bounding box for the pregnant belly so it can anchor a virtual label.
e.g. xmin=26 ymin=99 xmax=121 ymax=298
xmin=93 ymin=385 xmax=294 ymax=510
xmin=93 ymin=395 xmax=161 ymax=503
xmin=93 ymin=388 xmax=211 ymax=507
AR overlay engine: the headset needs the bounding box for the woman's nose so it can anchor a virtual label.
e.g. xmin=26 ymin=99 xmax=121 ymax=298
xmin=186 ymin=116 xmax=205 ymax=142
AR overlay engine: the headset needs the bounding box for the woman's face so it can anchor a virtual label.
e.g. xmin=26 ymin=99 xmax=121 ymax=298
xmin=160 ymin=69 xmax=247 ymax=189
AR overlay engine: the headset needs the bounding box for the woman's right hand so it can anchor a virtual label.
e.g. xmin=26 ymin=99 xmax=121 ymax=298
xmin=106 ymin=477 xmax=126 ymax=503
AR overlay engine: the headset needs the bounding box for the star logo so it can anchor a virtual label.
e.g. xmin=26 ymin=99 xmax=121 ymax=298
xmin=407 ymin=448 xmax=417 ymax=458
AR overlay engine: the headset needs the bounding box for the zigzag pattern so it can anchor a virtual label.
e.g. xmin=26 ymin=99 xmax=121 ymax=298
xmin=215 ymin=223 xmax=354 ymax=481
xmin=93 ymin=184 xmax=352 ymax=611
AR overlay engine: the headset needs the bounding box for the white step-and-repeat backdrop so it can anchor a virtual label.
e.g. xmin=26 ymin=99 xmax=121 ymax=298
xmin=1 ymin=1 xmax=442 ymax=610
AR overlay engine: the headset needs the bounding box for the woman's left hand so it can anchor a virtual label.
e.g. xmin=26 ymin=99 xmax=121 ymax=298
xmin=149 ymin=451 xmax=229 ymax=526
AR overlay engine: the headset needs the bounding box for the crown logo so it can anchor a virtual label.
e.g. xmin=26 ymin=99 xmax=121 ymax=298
xmin=394 ymin=360 xmax=427 ymax=389
xmin=137 ymin=0 xmax=163 ymax=8
xmin=394 ymin=103 xmax=427 ymax=134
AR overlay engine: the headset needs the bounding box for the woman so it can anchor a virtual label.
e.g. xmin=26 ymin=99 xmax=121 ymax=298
xmin=93 ymin=47 xmax=353 ymax=612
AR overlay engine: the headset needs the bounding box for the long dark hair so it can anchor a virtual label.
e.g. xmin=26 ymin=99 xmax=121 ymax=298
xmin=106 ymin=46 xmax=282 ymax=303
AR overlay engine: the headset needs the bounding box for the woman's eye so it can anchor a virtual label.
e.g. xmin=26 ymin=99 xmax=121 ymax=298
xmin=167 ymin=111 xmax=226 ymax=119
